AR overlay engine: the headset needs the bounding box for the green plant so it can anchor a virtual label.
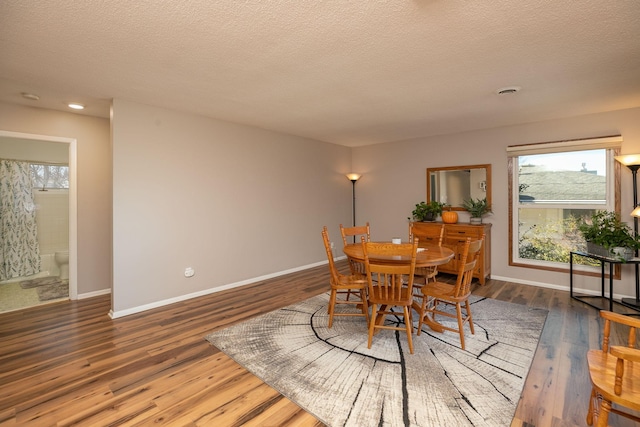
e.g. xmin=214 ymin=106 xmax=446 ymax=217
xmin=410 ymin=201 xmax=445 ymax=221
xmin=462 ymin=197 xmax=492 ymax=218
xmin=578 ymin=210 xmax=640 ymax=250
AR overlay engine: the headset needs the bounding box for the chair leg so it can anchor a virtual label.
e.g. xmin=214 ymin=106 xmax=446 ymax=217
xmin=328 ymin=289 xmax=337 ymax=328
xmin=465 ymin=299 xmax=475 ymax=335
xmin=368 ymin=304 xmax=377 ymax=349
xmin=586 ymin=387 xmax=595 ymax=426
xmin=596 ymin=397 xmax=611 ymax=427
xmin=404 ymin=306 xmax=414 ymax=354
xmin=456 ymin=303 xmax=465 ymax=350
xmin=360 ymin=289 xmax=369 ymax=324
xmin=417 ymin=292 xmax=427 ymax=336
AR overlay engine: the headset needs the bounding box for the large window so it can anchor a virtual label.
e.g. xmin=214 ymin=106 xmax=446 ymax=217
xmin=508 ymin=136 xmax=621 ymax=272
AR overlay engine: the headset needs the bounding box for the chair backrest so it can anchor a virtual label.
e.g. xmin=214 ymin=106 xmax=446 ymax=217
xmin=452 ymin=235 xmax=484 ymax=298
xmin=340 ymin=222 xmax=370 ymax=246
xmin=362 ymin=237 xmax=418 ymax=302
xmin=599 ymin=310 xmax=640 ymax=353
xmin=409 ymin=222 xmax=444 ymax=247
xmin=321 ymin=226 xmax=340 ymax=285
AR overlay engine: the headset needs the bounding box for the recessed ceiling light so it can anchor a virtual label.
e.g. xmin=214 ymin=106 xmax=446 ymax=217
xmin=496 ymin=86 xmax=521 ymax=95
xmin=21 ymin=92 xmax=40 ymax=101
xmin=68 ymin=103 xmax=85 ymax=110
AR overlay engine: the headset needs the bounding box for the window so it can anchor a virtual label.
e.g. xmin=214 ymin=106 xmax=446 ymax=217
xmin=508 ymin=136 xmax=622 ymax=272
xmin=30 ymin=164 xmax=69 ymax=189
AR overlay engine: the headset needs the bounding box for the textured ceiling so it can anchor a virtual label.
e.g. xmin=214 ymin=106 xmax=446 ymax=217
xmin=1 ymin=0 xmax=639 ymax=146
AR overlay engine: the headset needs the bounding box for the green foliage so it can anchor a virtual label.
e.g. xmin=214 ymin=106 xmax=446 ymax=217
xmin=410 ymin=201 xmax=444 ymax=221
xmin=462 ymin=197 xmax=491 ymax=218
xmin=578 ymin=210 xmax=640 ymax=250
xmin=518 ymin=216 xmax=592 ymax=264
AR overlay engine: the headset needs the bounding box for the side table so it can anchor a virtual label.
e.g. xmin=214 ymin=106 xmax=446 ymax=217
xmin=570 ymin=251 xmax=640 ymax=314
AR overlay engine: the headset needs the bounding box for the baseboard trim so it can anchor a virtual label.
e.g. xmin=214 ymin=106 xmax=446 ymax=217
xmin=109 ymin=259 xmax=332 ymax=319
xmin=490 ymin=274 xmax=635 ymax=301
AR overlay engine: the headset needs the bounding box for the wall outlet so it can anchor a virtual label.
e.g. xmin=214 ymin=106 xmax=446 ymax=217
xmin=184 ymin=267 xmax=195 ymax=278
xmin=330 ymin=241 xmax=334 ymax=249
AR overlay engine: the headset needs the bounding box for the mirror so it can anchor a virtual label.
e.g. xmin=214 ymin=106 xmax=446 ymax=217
xmin=427 ymin=164 xmax=491 ymax=211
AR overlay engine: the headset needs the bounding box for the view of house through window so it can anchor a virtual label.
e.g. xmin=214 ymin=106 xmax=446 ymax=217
xmin=30 ymin=164 xmax=69 ymax=189
xmin=510 ymin=144 xmax=617 ymax=270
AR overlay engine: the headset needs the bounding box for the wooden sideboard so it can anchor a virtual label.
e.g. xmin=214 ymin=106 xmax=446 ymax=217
xmin=410 ymin=221 xmax=492 ymax=285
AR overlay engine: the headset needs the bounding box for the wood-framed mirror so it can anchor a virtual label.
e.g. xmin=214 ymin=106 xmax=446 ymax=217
xmin=427 ymin=164 xmax=491 ymax=211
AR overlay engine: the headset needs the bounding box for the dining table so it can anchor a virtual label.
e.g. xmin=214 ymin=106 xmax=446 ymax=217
xmin=343 ymin=241 xmax=455 ymax=333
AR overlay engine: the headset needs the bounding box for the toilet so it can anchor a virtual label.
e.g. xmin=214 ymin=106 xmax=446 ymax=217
xmin=55 ymin=251 xmax=69 ymax=280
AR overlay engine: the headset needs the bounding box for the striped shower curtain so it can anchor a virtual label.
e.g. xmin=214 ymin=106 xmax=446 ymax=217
xmin=0 ymin=160 xmax=41 ymax=281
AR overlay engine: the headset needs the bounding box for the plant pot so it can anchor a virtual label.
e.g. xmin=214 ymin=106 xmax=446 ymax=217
xmin=421 ymin=212 xmax=437 ymax=222
xmin=611 ymin=246 xmax=635 ymax=261
xmin=586 ymin=242 xmax=610 ymax=257
xmin=469 ymin=217 xmax=482 ymax=225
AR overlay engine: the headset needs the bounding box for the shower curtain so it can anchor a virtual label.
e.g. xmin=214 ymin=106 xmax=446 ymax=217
xmin=0 ymin=160 xmax=41 ymax=281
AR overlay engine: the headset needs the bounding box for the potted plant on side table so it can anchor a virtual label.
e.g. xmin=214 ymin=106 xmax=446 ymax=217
xmin=462 ymin=197 xmax=492 ymax=224
xmin=578 ymin=210 xmax=640 ymax=261
xmin=410 ymin=201 xmax=445 ymax=222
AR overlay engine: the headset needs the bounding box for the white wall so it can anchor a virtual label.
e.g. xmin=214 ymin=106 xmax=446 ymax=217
xmin=353 ymin=107 xmax=640 ymax=298
xmin=111 ymin=99 xmax=352 ymax=315
xmin=0 ymin=103 xmax=111 ymax=295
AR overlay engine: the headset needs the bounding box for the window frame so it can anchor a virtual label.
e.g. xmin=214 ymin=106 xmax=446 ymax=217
xmin=507 ymin=136 xmax=622 ymax=277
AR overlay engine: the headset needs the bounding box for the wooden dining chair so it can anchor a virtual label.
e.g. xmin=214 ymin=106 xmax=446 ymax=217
xmin=586 ymin=310 xmax=640 ymax=427
xmin=409 ymin=222 xmax=445 ymax=294
xmin=321 ymin=226 xmax=369 ymax=328
xmin=362 ymin=237 xmax=418 ymax=354
xmin=340 ymin=222 xmax=371 ymax=274
xmin=416 ymin=235 xmax=484 ymax=350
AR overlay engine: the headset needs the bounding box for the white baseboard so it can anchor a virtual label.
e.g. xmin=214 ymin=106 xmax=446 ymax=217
xmin=109 ymin=259 xmax=330 ymax=319
xmin=490 ymin=274 xmax=635 ymax=301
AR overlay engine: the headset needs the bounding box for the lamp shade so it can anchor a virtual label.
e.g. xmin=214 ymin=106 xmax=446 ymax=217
xmin=615 ymin=154 xmax=640 ymax=168
xmin=346 ymin=173 xmax=361 ymax=182
xmin=631 ymin=206 xmax=640 ymax=218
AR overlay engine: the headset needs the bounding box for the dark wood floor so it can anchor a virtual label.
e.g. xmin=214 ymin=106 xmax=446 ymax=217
xmin=0 ymin=260 xmax=638 ymax=426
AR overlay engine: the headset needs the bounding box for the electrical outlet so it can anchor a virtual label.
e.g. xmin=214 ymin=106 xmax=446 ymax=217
xmin=330 ymin=241 xmax=335 ymax=249
xmin=184 ymin=267 xmax=195 ymax=278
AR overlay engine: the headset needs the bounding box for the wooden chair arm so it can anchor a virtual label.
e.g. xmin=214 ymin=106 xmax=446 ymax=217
xmin=610 ymin=345 xmax=640 ymax=363
xmin=600 ymin=310 xmax=640 ymax=329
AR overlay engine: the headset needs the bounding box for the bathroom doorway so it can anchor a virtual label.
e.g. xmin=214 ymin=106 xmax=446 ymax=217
xmin=0 ymin=130 xmax=77 ymax=313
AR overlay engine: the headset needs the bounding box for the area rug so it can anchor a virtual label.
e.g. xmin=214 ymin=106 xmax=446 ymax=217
xmin=19 ymin=277 xmax=66 ymax=289
xmin=205 ymin=293 xmax=548 ymax=427
xmin=35 ymin=282 xmax=69 ymax=301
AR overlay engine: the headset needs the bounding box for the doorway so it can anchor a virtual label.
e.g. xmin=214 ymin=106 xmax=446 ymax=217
xmin=0 ymin=130 xmax=77 ymax=312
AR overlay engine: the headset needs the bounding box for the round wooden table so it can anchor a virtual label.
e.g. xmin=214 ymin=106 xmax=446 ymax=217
xmin=342 ymin=243 xmax=454 ymax=268
xmin=343 ymin=242 xmax=455 ymax=333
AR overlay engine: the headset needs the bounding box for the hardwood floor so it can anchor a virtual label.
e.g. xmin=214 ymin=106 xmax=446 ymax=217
xmin=0 ymin=260 xmax=638 ymax=426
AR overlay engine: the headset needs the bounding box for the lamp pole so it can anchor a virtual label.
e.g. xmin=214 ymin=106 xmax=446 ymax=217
xmin=346 ymin=173 xmax=361 ymax=243
xmin=615 ymin=156 xmax=640 ymax=310
xmin=625 ymin=165 xmax=640 ymax=309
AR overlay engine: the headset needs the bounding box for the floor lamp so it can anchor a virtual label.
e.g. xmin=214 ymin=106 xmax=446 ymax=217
xmin=346 ymin=173 xmax=361 ymax=243
xmin=615 ymin=154 xmax=640 ymax=310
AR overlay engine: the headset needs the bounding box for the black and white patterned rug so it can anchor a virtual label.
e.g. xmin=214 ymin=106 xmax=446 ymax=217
xmin=205 ymin=293 xmax=547 ymax=427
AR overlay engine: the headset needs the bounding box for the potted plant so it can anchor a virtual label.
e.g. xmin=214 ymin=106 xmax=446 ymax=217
xmin=578 ymin=210 xmax=640 ymax=260
xmin=462 ymin=197 xmax=492 ymax=224
xmin=410 ymin=201 xmax=445 ymax=222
